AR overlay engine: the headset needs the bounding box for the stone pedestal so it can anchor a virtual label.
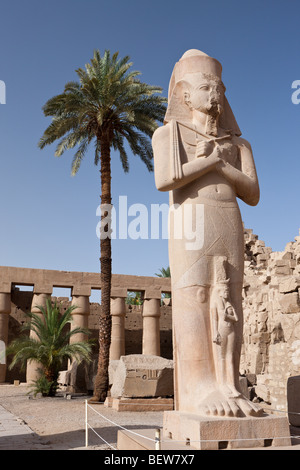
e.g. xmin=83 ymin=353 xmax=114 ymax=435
xmin=105 ymin=397 xmax=174 ymax=412
xmin=163 ymin=411 xmax=291 ymax=450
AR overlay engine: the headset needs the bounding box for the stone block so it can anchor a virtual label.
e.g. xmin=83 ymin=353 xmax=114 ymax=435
xmin=71 ymin=284 xmax=91 ymax=296
xmin=109 ymin=359 xmax=120 ymax=386
xmin=280 ymin=292 xmax=300 ymax=314
xmin=104 ymin=396 xmax=114 ymax=408
xmin=58 ymin=370 xmax=69 ymax=386
xmin=239 ymin=376 xmax=249 ymax=398
xmin=246 ymin=373 xmax=257 ymax=386
xmin=58 ymin=361 xmax=90 ymax=393
xmin=110 ymin=354 xmax=173 ymax=398
xmin=257 ymin=254 xmax=269 ymax=265
xmin=275 ymin=266 xmax=292 ymax=276
xmin=255 ymin=383 xmax=270 ymax=403
xmin=110 ymin=287 xmax=128 ymax=298
xmin=279 ymin=277 xmax=300 ymax=294
xmin=110 ymin=397 xmax=174 ymax=411
xmin=117 ymin=428 xmax=190 ymax=450
xmin=144 ymin=289 xmax=162 ymax=300
xmin=287 ymin=376 xmax=300 ymax=426
xmin=163 ymin=411 xmax=291 ymax=449
xmin=33 ymin=284 xmax=53 ymax=295
xmin=275 ymin=259 xmax=290 ymax=266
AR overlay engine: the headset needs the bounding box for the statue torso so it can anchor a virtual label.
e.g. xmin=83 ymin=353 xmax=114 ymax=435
xmin=171 ymin=122 xmax=240 ymax=206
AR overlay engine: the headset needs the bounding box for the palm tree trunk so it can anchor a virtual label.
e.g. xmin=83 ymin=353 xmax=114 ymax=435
xmin=92 ymin=136 xmax=112 ymax=402
xmin=44 ymin=367 xmax=59 ymax=396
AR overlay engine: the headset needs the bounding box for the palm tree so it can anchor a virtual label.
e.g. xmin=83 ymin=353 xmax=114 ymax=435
xmin=7 ymin=300 xmax=93 ymax=396
xmin=155 ymin=266 xmax=171 ymax=278
xmin=155 ymin=266 xmax=171 ymax=302
xmin=38 ymin=50 xmax=167 ymax=401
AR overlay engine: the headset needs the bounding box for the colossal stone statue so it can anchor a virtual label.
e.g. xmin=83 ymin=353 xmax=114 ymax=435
xmin=152 ymin=49 xmax=262 ymax=417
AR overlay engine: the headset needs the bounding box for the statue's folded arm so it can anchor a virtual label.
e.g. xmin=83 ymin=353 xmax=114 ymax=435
xmin=152 ymin=122 xmax=220 ymax=192
xmin=216 ymin=137 xmax=260 ymax=206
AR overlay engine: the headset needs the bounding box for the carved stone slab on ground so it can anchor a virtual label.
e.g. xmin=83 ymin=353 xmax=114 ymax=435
xmin=110 ymin=354 xmax=173 ymax=398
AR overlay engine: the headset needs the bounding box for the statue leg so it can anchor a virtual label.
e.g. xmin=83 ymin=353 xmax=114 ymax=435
xmin=221 ymin=328 xmax=241 ymax=398
xmin=172 ymin=285 xmax=216 ymax=413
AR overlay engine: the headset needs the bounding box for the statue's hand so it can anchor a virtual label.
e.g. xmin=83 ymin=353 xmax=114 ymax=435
xmin=213 ymin=332 xmax=222 ymax=345
xmin=196 ymin=139 xmax=214 ymax=158
xmin=214 ymin=147 xmax=228 ymax=171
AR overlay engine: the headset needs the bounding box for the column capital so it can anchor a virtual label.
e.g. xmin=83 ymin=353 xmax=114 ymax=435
xmin=0 ymin=282 xmax=11 ymax=294
xmin=71 ymin=294 xmax=90 ymax=315
xmin=31 ymin=292 xmax=51 ymax=313
xmin=142 ymin=298 xmax=161 ymax=318
xmin=111 ymin=297 xmax=126 ymax=316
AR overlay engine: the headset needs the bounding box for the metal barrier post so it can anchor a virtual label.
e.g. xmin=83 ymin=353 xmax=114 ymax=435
xmin=85 ymin=400 xmax=88 ymax=447
xmin=155 ymin=428 xmax=161 ymax=450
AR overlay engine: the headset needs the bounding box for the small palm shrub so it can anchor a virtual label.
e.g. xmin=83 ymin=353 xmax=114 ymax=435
xmin=28 ymin=373 xmax=56 ymax=397
xmin=7 ymin=299 xmax=94 ymax=396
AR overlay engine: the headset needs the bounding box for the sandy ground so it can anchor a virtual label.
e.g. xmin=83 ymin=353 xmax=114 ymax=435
xmin=2 ymin=383 xmax=300 ymax=452
xmin=0 ymin=383 xmax=163 ymax=450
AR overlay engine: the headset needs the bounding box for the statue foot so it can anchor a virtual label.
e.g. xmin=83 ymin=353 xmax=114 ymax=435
xmin=198 ymin=389 xmax=263 ymax=418
xmin=221 ymin=384 xmax=242 ymax=399
xmin=235 ymin=396 xmax=264 ymax=417
xmin=198 ymin=390 xmax=242 ymax=417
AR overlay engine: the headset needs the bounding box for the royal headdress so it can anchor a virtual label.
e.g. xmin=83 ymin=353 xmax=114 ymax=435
xmin=164 ymin=49 xmax=241 ymax=136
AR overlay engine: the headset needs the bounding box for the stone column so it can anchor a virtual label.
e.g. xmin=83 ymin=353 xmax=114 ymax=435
xmin=26 ymin=291 xmax=51 ymax=383
xmin=142 ymin=291 xmax=161 ymax=356
xmin=0 ymin=293 xmax=11 ymax=383
xmin=110 ymin=297 xmax=126 ymax=360
xmin=69 ymin=287 xmax=91 ymax=393
xmin=70 ymin=293 xmax=90 ymax=343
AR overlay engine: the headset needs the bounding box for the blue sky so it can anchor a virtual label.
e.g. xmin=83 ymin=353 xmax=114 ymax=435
xmin=0 ymin=0 xmax=300 ymax=294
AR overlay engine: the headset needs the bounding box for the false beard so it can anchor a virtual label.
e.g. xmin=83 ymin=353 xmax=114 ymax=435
xmin=205 ymin=103 xmax=223 ymax=136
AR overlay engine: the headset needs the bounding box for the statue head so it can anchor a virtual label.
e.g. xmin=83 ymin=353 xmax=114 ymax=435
xmin=183 ymin=72 xmax=225 ymax=119
xmin=164 ymin=49 xmax=241 ymax=136
xmin=215 ymin=279 xmax=230 ymax=301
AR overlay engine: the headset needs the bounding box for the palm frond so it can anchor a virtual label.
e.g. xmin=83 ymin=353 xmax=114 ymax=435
xmin=39 ymin=48 xmax=167 ymax=175
xmin=112 ymin=132 xmax=129 ymax=172
xmin=71 ymin=136 xmax=90 ymax=175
